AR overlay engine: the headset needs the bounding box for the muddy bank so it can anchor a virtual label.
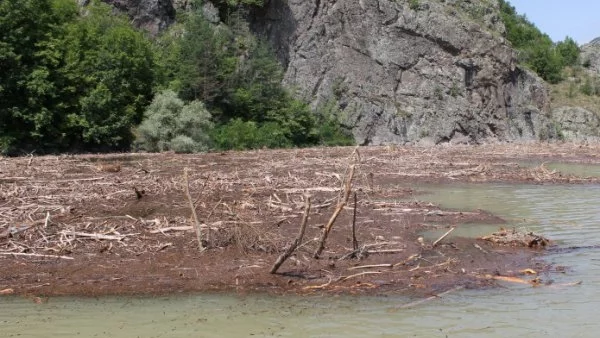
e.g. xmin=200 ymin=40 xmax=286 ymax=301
xmin=1 ymin=143 xmax=599 ymax=298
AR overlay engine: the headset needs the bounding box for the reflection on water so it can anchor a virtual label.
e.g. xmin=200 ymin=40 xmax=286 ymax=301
xmin=3 ymin=184 xmax=600 ymax=337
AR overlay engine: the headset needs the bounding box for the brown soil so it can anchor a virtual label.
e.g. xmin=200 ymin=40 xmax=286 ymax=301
xmin=1 ymin=143 xmax=599 ymax=298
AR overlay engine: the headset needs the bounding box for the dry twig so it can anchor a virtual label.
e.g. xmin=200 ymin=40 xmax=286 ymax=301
xmin=184 ymin=167 xmax=205 ymax=251
xmin=0 ymin=252 xmax=74 ymax=260
xmin=270 ymin=196 xmax=311 ymax=274
xmin=314 ymin=164 xmax=356 ymax=258
xmin=432 ymin=227 xmax=456 ymax=247
xmin=352 ymin=192 xmax=358 ymax=251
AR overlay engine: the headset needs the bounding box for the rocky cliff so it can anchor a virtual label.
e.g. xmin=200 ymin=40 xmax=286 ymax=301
xmin=250 ymin=0 xmax=555 ymax=145
xmin=549 ymin=38 xmax=600 ymax=142
xmin=96 ymin=0 xmax=176 ymax=35
xmin=581 ymin=37 xmax=600 ymax=74
xmin=100 ymin=0 xmax=557 ymax=145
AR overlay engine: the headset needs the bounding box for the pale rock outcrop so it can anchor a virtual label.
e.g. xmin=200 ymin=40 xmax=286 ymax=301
xmin=553 ymin=106 xmax=600 ymax=141
xmin=581 ymin=37 xmax=600 ymax=74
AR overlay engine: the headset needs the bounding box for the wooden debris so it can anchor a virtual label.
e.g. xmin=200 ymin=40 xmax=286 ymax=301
xmin=347 ymin=264 xmax=393 ymax=270
xmin=271 ymin=196 xmax=311 ymax=274
xmin=432 ymin=227 xmax=456 ymax=247
xmin=149 ymin=226 xmax=194 ymax=234
xmin=97 ymin=163 xmax=121 ymax=173
xmin=184 ymin=167 xmax=205 ymax=251
xmin=351 ymin=192 xmax=359 ymax=251
xmin=341 ymin=271 xmax=381 ymax=281
xmin=61 ymin=231 xmax=127 ymax=241
xmin=0 ymin=252 xmax=73 ymax=260
xmin=481 ymin=228 xmax=550 ymax=248
xmin=314 ymin=160 xmax=357 ymax=258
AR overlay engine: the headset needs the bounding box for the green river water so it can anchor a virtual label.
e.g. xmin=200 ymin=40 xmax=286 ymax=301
xmin=3 ymin=172 xmax=600 ymax=337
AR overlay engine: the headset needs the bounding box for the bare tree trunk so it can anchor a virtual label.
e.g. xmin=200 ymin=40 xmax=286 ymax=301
xmin=184 ymin=168 xmax=205 ymax=251
xmin=270 ymin=196 xmax=311 ymax=274
xmin=313 ymin=164 xmax=355 ymax=258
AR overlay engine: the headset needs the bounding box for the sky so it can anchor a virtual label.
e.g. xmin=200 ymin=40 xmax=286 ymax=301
xmin=507 ymin=0 xmax=600 ymax=45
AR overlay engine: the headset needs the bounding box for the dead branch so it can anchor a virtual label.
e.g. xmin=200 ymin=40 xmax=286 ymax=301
xmin=303 ymin=277 xmax=334 ymax=290
xmin=314 ymin=164 xmax=356 ymax=258
xmin=347 ymin=264 xmax=393 ymax=270
xmin=0 ymin=252 xmax=74 ymax=260
xmin=432 ymin=227 xmax=456 ymax=247
xmin=352 ymin=192 xmax=358 ymax=251
xmin=341 ymin=271 xmax=382 ymax=281
xmin=149 ymin=226 xmax=194 ymax=234
xmin=367 ymin=249 xmax=404 ymax=254
xmin=61 ymin=231 xmax=127 ymax=241
xmin=184 ymin=167 xmax=204 ymax=251
xmin=270 ymin=196 xmax=311 ymax=274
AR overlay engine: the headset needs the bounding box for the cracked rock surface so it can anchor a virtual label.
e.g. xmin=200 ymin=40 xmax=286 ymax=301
xmin=251 ymin=0 xmax=555 ymax=144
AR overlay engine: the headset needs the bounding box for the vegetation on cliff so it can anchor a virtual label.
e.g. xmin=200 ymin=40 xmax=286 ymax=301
xmin=0 ymin=0 xmax=352 ymax=155
xmin=499 ymin=0 xmax=579 ymax=84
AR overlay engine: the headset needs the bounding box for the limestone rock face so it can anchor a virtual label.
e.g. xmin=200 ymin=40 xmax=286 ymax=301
xmin=101 ymin=0 xmax=175 ymax=35
xmin=251 ymin=0 xmax=555 ymax=144
xmin=553 ymin=106 xmax=600 ymax=141
xmin=581 ymin=37 xmax=600 ymax=74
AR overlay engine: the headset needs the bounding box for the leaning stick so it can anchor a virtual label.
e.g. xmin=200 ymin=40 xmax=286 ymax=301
xmin=270 ymin=196 xmax=311 ymax=274
xmin=347 ymin=264 xmax=393 ymax=270
xmin=313 ymin=164 xmax=356 ymax=258
xmin=432 ymin=227 xmax=456 ymax=247
xmin=184 ymin=168 xmax=204 ymax=251
xmin=352 ymin=192 xmax=358 ymax=251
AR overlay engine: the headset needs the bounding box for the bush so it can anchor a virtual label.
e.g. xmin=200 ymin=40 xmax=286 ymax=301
xmin=556 ymin=37 xmax=580 ymax=67
xmin=170 ymin=135 xmax=198 ymax=153
xmin=314 ymin=99 xmax=355 ymax=146
xmin=211 ymin=119 xmax=292 ymax=150
xmin=136 ymin=90 xmax=212 ymax=152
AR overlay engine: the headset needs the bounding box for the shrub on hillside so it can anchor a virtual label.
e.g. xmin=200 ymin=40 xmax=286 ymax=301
xmin=211 ymin=119 xmax=292 ymax=150
xmin=314 ymin=99 xmax=355 ymax=146
xmin=498 ymin=1 xmax=580 ymax=84
xmin=136 ymin=90 xmax=212 ymax=153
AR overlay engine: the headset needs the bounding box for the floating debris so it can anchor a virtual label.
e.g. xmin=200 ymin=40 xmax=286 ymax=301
xmin=480 ymin=228 xmax=550 ymax=248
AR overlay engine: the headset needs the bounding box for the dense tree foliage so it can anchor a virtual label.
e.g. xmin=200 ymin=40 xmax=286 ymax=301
xmin=0 ymin=0 xmax=154 ymax=154
xmin=0 ymin=0 xmax=76 ymax=154
xmin=499 ymin=0 xmax=580 ymax=83
xmin=156 ymin=5 xmax=350 ymax=150
xmin=136 ymin=90 xmax=212 ymax=153
xmin=0 ymin=0 xmax=352 ymax=155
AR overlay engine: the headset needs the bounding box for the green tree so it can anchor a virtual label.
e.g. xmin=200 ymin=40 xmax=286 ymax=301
xmin=556 ymin=36 xmax=580 ymax=67
xmin=136 ymin=90 xmax=213 ymax=153
xmin=57 ymin=2 xmax=155 ymax=150
xmin=0 ymin=0 xmax=78 ymax=154
xmin=498 ymin=0 xmax=564 ymax=83
xmin=528 ymin=42 xmax=564 ymax=84
xmin=0 ymin=0 xmax=155 ymax=154
xmin=156 ymin=1 xmax=353 ymax=150
xmin=175 ymin=11 xmax=234 ymax=103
